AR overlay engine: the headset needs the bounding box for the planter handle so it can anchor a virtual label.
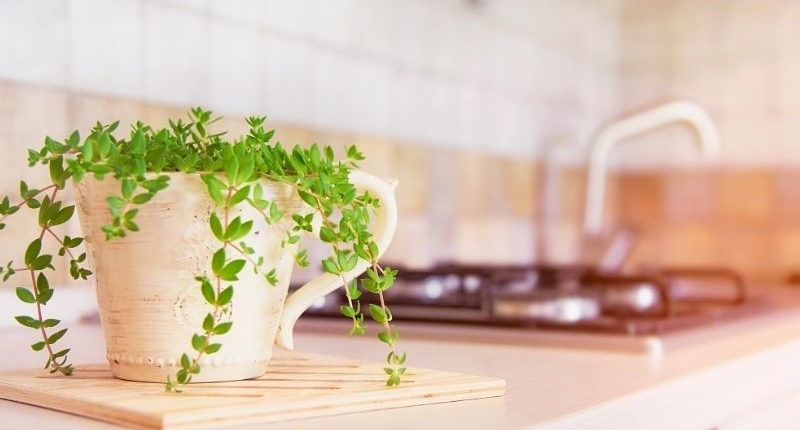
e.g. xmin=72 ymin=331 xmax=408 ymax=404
xmin=275 ymin=170 xmax=399 ymax=350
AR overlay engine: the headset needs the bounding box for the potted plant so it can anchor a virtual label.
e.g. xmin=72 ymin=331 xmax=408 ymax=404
xmin=0 ymin=108 xmax=404 ymax=392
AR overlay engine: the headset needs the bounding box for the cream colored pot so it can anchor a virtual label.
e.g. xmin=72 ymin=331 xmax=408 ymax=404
xmin=74 ymin=171 xmax=398 ymax=383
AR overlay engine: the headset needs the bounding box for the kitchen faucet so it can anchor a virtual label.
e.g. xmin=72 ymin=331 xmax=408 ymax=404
xmin=582 ymin=101 xmax=720 ymax=236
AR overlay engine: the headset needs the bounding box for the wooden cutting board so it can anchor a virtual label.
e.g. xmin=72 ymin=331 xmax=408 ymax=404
xmin=0 ymin=350 xmax=505 ymax=429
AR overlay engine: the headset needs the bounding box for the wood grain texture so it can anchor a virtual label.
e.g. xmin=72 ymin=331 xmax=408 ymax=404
xmin=0 ymin=349 xmax=505 ymax=429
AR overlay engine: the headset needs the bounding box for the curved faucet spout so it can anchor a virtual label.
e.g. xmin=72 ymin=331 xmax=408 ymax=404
xmin=583 ymin=101 xmax=720 ymax=236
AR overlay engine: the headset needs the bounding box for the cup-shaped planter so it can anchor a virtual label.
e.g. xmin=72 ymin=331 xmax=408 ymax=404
xmin=74 ymin=171 xmax=398 ymax=383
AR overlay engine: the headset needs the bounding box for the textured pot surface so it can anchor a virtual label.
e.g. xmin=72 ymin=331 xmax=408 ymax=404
xmin=75 ymin=173 xmax=303 ymax=383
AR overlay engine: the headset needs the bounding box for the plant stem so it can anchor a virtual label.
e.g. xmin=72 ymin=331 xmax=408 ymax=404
xmin=0 ymin=184 xmax=58 ymax=225
xmin=29 ymin=186 xmax=71 ymax=374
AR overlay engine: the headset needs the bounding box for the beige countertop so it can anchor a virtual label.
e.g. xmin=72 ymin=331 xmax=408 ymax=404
xmin=2 ymin=302 xmax=800 ymax=429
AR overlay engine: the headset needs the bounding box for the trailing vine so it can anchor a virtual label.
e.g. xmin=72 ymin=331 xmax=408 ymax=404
xmin=0 ymin=108 xmax=404 ymax=390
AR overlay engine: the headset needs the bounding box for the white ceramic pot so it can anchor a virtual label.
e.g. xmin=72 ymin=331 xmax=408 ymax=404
xmin=74 ymin=171 xmax=398 ymax=383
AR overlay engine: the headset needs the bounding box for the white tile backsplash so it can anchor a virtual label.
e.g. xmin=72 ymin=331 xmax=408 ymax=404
xmin=310 ymin=50 xmax=362 ymax=131
xmin=383 ymin=70 xmax=425 ymax=143
xmin=452 ymin=217 xmax=536 ymax=265
xmin=0 ymin=0 xmax=621 ymax=160
xmin=349 ymin=60 xmax=391 ymax=137
xmin=351 ymin=0 xmax=395 ymax=59
xmin=307 ymin=0 xmax=357 ymax=49
xmin=452 ymin=85 xmax=485 ymax=149
xmin=208 ymin=20 xmax=267 ymax=116
xmin=143 ymin=0 xmax=210 ymax=107
xmin=265 ymin=0 xmax=314 ymax=39
xmin=0 ymin=0 xmax=69 ymax=86
xmin=265 ymin=37 xmax=314 ymax=125
xmin=617 ymin=0 xmax=800 ymax=169
xmin=208 ymin=0 xmax=269 ymax=28
xmin=383 ymin=1 xmax=430 ymax=69
xmin=68 ymin=0 xmax=143 ymax=98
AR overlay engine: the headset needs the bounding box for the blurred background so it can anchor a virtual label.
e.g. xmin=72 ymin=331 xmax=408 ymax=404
xmin=1 ymin=0 xmax=799 ymax=288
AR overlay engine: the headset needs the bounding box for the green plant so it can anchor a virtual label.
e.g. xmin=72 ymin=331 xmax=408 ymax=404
xmin=0 ymin=108 xmax=405 ymax=391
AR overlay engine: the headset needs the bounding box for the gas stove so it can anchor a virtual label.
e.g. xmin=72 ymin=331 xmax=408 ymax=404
xmin=297 ymin=263 xmax=777 ymax=352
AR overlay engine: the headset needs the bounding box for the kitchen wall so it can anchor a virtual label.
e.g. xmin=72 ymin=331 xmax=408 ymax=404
xmin=3 ymin=0 xmax=796 ymax=286
xmin=598 ymin=0 xmax=800 ymax=281
xmin=0 ymin=0 xmax=621 ymax=286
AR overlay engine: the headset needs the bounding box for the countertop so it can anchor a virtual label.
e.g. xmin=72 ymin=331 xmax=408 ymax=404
xmin=3 ymin=302 xmax=800 ymax=429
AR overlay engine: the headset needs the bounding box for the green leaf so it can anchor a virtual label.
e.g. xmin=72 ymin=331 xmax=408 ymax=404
xmin=368 ymin=304 xmax=388 ymax=324
xmin=132 ymin=193 xmax=153 ymax=204
xmin=201 ymin=279 xmax=215 ymax=304
xmin=123 ymin=219 xmax=139 ymax=232
xmin=268 ymin=202 xmax=282 ymax=223
xmin=42 ymin=318 xmax=60 ymax=328
xmin=24 ymin=239 xmax=42 ymax=266
xmin=340 ymin=305 xmax=356 ymax=318
xmin=87 ymin=164 xmax=113 ymax=176
xmin=37 ymin=271 xmax=50 ymax=291
xmin=211 ymin=248 xmax=226 ymax=274
xmin=201 ymin=174 xmax=225 ymax=205
xmin=48 ymin=156 xmax=65 ymax=187
xmin=217 ymin=286 xmax=233 ymax=306
xmin=15 ymin=287 xmax=36 ymax=304
xmin=202 ymin=314 xmax=215 ymax=332
xmin=224 ymin=217 xmax=242 ymax=240
xmin=365 ymin=268 xmax=379 ymax=283
xmin=265 ymin=269 xmax=278 ymax=286
xmin=229 ymin=186 xmax=249 ymax=206
xmin=225 ymin=156 xmax=239 ymax=186
xmin=47 ymin=328 xmax=68 ymax=344
xmin=121 ymin=178 xmax=136 ymax=199
xmin=31 ymin=341 xmax=46 ymax=351
xmin=98 ymin=131 xmax=112 ymax=157
xmin=347 ymin=279 xmax=361 ymax=300
xmin=38 ymin=197 xmax=60 ymax=227
xmin=336 ymin=250 xmax=350 ymax=271
xmin=349 ymin=320 xmax=365 ymax=336
xmin=342 ymin=252 xmax=358 ymax=272
xmin=25 ymin=198 xmax=41 ymax=209
xmin=140 ymin=178 xmax=169 ymax=192
xmin=52 ymin=348 xmax=70 ymax=359
xmin=124 ymin=208 xmax=139 ymax=221
xmin=319 ymin=226 xmax=337 ymax=243
xmin=298 ymin=191 xmax=317 ymax=208
xmin=321 ymin=258 xmax=339 ymax=275
xmin=176 ymin=369 xmax=189 ymax=384
xmin=341 ymin=187 xmax=356 ymax=205
xmin=81 ymin=140 xmax=94 ymax=161
xmin=237 ymin=159 xmax=255 ymax=184
xmin=209 ymin=213 xmax=224 ymax=240
xmin=15 ymin=315 xmax=41 ymax=329
xmin=191 ymin=334 xmax=205 ymax=352
xmin=213 ymin=322 xmax=232 ymax=335
xmin=227 ymin=220 xmax=252 ymax=242
xmin=38 ymin=288 xmax=54 ymax=304
xmin=219 ymin=259 xmax=245 ymax=281
xmin=285 ymin=234 xmax=300 ymax=245
xmin=106 ymin=196 xmax=125 ymax=209
xmin=49 ymin=205 xmax=75 ymax=226
xmin=387 ymin=373 xmax=401 ymax=386
xmin=180 ymin=353 xmax=191 ymax=370
xmin=131 ymin=128 xmax=146 ymax=155
xmin=31 ymin=254 xmax=53 ymax=271
xmin=204 ymin=343 xmax=222 ymax=354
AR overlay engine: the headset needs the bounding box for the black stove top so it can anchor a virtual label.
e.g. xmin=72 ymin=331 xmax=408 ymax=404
xmin=297 ymin=263 xmax=772 ymax=336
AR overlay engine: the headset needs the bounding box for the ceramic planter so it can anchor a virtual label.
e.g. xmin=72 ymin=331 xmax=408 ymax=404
xmin=74 ymin=171 xmax=397 ymax=383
